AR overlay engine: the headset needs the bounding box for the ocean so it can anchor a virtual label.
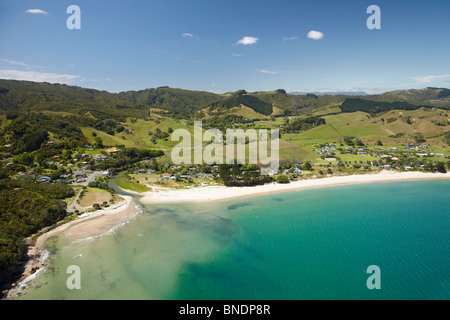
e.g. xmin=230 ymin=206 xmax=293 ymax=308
xmin=16 ymin=180 xmax=450 ymax=300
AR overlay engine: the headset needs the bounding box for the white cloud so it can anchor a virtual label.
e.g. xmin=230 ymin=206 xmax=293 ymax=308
xmin=26 ymin=9 xmax=49 ymax=15
xmin=231 ymin=53 xmax=242 ymax=57
xmin=257 ymin=69 xmax=277 ymax=74
xmin=1 ymin=59 xmax=45 ymax=70
xmin=182 ymin=33 xmax=194 ymax=38
xmin=0 ymin=69 xmax=81 ymax=84
xmin=412 ymin=74 xmax=450 ymax=84
xmin=282 ymin=36 xmax=298 ymax=42
xmin=235 ymin=36 xmax=259 ymax=46
xmin=307 ymin=30 xmax=324 ymax=40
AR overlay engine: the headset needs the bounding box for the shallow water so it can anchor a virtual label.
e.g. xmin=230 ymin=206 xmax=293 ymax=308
xmin=17 ymin=180 xmax=450 ymax=300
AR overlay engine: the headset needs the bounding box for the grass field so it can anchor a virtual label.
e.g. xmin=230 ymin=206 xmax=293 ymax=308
xmin=116 ymin=177 xmax=150 ymax=192
xmin=82 ymin=116 xmax=196 ymax=152
xmin=79 ymin=107 xmax=448 ymax=166
xmin=79 ymin=187 xmax=113 ymax=208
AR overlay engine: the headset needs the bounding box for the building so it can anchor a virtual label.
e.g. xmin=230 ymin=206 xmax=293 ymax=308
xmin=37 ymin=176 xmax=52 ymax=183
xmin=106 ymin=147 xmax=120 ymax=154
xmin=73 ymin=170 xmax=87 ymax=179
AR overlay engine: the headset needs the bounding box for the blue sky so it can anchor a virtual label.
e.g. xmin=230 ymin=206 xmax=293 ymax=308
xmin=0 ymin=0 xmax=449 ymax=94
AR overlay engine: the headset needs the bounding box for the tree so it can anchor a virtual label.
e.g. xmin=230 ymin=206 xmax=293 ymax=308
xmin=17 ymin=152 xmax=34 ymax=166
xmin=355 ymin=138 xmax=364 ymax=147
xmin=150 ymin=160 xmax=159 ymax=171
xmin=218 ymin=164 xmax=230 ymax=182
xmin=303 ymin=161 xmax=312 ymax=171
xmin=95 ymin=137 xmax=104 ymax=148
xmin=436 ymin=162 xmax=447 ymax=173
xmin=23 ymin=129 xmax=49 ymax=152
xmin=376 ymin=139 xmax=383 ymax=146
xmin=277 ymin=175 xmax=289 ymax=184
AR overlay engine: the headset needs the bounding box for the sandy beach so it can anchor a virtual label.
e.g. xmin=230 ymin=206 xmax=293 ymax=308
xmin=140 ymin=170 xmax=450 ymax=204
xmin=7 ymin=195 xmax=140 ymax=298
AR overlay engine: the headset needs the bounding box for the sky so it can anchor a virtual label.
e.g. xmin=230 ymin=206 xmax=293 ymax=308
xmin=0 ymin=0 xmax=449 ymax=94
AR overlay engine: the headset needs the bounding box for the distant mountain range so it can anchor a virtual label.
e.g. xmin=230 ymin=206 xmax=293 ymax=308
xmin=0 ymin=80 xmax=448 ymax=120
xmin=289 ymin=91 xmax=369 ymax=96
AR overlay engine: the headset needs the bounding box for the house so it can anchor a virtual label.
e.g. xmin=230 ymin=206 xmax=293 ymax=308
xmin=404 ymin=166 xmax=413 ymax=170
xmin=163 ymin=174 xmax=172 ymax=179
xmin=73 ymin=170 xmax=87 ymax=179
xmin=93 ymin=155 xmax=108 ymax=161
xmin=293 ymin=167 xmax=302 ymax=175
xmin=37 ymin=176 xmax=52 ymax=183
xmin=101 ymin=171 xmax=110 ymax=176
xmin=357 ymin=152 xmax=367 ymax=155
xmin=381 ymin=164 xmax=392 ymax=169
xmin=138 ymin=169 xmax=147 ymax=174
xmin=6 ymin=162 xmax=14 ymax=167
xmin=47 ymin=141 xmax=55 ymax=146
xmin=106 ymin=147 xmax=120 ymax=154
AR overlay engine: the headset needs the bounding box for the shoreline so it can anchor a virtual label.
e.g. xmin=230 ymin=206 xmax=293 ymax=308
xmin=5 ymin=195 xmax=139 ymax=299
xmin=140 ymin=170 xmax=450 ymax=204
xmin=5 ymin=170 xmax=449 ymax=298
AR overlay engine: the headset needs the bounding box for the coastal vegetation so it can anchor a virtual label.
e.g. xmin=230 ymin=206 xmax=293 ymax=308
xmin=0 ymin=180 xmax=74 ymax=286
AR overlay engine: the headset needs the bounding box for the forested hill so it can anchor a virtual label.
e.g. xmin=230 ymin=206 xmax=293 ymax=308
xmin=0 ymin=80 xmax=449 ymax=119
xmin=340 ymin=88 xmax=450 ymax=114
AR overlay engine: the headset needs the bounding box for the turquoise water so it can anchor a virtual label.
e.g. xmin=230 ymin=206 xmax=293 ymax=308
xmin=18 ymin=180 xmax=450 ymax=300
